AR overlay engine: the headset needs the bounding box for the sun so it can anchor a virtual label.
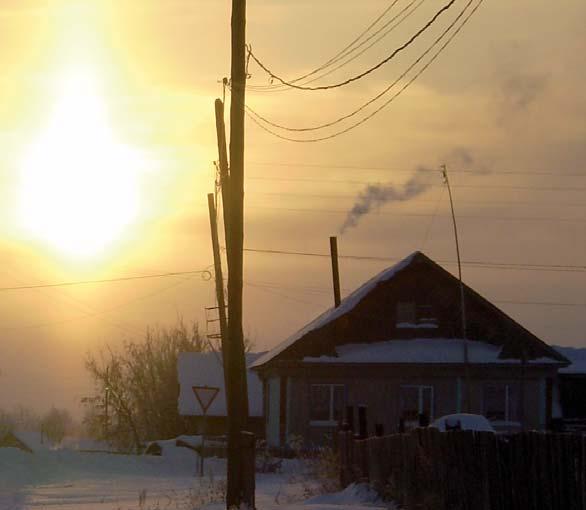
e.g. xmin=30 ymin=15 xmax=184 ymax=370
xmin=19 ymin=67 xmax=144 ymax=259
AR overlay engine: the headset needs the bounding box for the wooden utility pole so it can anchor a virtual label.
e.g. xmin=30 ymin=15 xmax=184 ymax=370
xmin=207 ymin=193 xmax=229 ymax=389
xmin=215 ymin=99 xmax=231 ymax=255
xmin=330 ymin=236 xmax=342 ymax=307
xmin=225 ymin=0 xmax=250 ymax=507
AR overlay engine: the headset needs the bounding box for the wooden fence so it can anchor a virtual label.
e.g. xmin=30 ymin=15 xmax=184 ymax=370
xmin=339 ymin=428 xmax=586 ymax=510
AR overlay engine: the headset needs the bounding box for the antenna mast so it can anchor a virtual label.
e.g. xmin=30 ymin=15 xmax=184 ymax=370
xmin=441 ymin=164 xmax=470 ymax=412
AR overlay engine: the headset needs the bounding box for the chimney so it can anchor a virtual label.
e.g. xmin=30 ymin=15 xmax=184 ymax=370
xmin=329 ymin=236 xmax=341 ymax=307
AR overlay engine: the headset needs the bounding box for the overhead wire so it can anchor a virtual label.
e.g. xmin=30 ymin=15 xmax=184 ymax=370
xmin=245 ymin=204 xmax=586 ymax=224
xmin=244 ymin=197 xmax=586 ymax=208
xmin=245 ymin=161 xmax=586 ymax=178
xmin=248 ymin=0 xmax=403 ymax=90
xmin=300 ymin=0 xmax=428 ymax=87
xmin=249 ymin=0 xmax=425 ymax=92
xmin=245 ymin=0 xmax=484 ymax=142
xmin=0 ymin=269 xmax=212 ymax=292
xmin=247 ymin=181 xmax=586 ymax=193
xmin=245 ymin=281 xmax=325 ymax=307
xmin=245 ymin=0 xmax=471 ymax=132
xmin=240 ymin=247 xmax=586 ymax=273
xmin=244 ymin=278 xmax=586 ymax=308
xmin=0 ymin=273 xmax=201 ymax=333
xmin=247 ymin=0 xmax=457 ymax=91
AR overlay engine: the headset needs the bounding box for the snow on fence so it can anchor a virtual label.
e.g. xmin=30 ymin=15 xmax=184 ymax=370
xmin=339 ymin=428 xmax=586 ymax=510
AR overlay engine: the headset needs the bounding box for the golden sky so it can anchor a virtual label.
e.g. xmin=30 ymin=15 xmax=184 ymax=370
xmin=0 ymin=0 xmax=584 ymax=415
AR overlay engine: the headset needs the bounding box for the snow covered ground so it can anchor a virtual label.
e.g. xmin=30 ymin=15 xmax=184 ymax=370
xmin=0 ymin=444 xmax=394 ymax=510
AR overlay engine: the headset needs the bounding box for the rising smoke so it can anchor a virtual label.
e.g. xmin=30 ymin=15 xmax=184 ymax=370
xmin=339 ymin=148 xmax=492 ymax=234
xmin=340 ymin=166 xmax=430 ymax=234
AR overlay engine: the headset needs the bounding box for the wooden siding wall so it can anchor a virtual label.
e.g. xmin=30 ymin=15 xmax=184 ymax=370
xmin=283 ymin=367 xmax=554 ymax=445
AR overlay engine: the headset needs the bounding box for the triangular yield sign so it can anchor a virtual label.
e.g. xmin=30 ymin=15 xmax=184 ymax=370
xmin=192 ymin=386 xmax=220 ymax=414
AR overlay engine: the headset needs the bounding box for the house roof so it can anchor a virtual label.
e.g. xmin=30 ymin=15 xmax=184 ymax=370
xmin=252 ymin=251 xmax=569 ymax=369
xmin=554 ymin=346 xmax=586 ymax=374
xmin=251 ymin=252 xmax=418 ymax=369
xmin=177 ymin=351 xmax=265 ymax=417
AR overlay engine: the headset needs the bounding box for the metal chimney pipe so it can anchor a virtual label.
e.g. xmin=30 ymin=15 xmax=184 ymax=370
xmin=330 ymin=236 xmax=341 ymax=307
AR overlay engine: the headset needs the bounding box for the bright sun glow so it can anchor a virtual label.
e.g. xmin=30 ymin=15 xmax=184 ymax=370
xmin=19 ymin=67 xmax=144 ymax=259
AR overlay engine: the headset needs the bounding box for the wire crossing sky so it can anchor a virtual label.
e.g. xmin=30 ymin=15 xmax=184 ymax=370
xmin=248 ymin=0 xmax=457 ymax=91
xmin=242 ymin=0 xmax=484 ymax=142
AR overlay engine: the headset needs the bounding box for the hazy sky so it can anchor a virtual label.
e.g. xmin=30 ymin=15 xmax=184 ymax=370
xmin=0 ymin=0 xmax=584 ymax=416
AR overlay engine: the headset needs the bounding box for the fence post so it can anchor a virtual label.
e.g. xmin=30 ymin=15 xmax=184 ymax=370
xmin=240 ymin=431 xmax=255 ymax=509
xmin=368 ymin=436 xmax=384 ymax=493
xmin=346 ymin=406 xmax=355 ymax=433
xmin=358 ymin=406 xmax=368 ymax=439
xmin=339 ymin=430 xmax=353 ymax=488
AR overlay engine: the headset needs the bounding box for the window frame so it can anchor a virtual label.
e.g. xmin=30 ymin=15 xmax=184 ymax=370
xmin=483 ymin=383 xmax=520 ymax=425
xmin=309 ymin=383 xmax=345 ymax=427
xmin=396 ymin=302 xmax=438 ymax=329
xmin=399 ymin=384 xmax=435 ymax=423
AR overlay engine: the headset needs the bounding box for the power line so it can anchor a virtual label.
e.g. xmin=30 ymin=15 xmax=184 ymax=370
xmin=245 ymin=1 xmax=484 ymax=142
xmin=248 ymin=182 xmax=586 ymax=192
xmin=199 ymin=198 xmax=586 ymax=210
xmin=241 ymin=247 xmax=586 ymax=273
xmin=246 ymin=161 xmax=586 ymax=178
xmin=249 ymin=0 xmax=405 ymax=90
xmin=246 ymin=0 xmax=474 ymax=131
xmin=249 ymin=0 xmax=426 ymax=92
xmin=245 ymin=186 xmax=586 ymax=207
xmin=302 ymin=0 xmax=428 ymax=87
xmin=248 ymin=0 xmax=456 ymax=91
xmin=245 ymin=281 xmax=324 ymax=307
xmin=245 ymin=278 xmax=586 ymax=308
xmin=0 ymin=269 xmax=212 ymax=292
xmin=244 ymin=204 xmax=586 ymax=223
xmin=0 ymin=274 xmax=199 ymax=333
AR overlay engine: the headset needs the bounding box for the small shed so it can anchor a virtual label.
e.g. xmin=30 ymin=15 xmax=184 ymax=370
xmin=177 ymin=351 xmax=265 ymax=437
xmin=553 ymin=346 xmax=586 ymax=431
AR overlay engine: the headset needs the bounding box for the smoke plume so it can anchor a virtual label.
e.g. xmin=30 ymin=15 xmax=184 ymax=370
xmin=340 ymin=167 xmax=430 ymax=234
xmin=340 ymin=148 xmax=492 ymax=234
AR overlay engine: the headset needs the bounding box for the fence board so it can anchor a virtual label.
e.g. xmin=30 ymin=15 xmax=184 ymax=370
xmin=339 ymin=430 xmax=583 ymax=510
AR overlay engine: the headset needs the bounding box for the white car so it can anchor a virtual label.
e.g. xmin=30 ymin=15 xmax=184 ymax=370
xmin=430 ymin=413 xmax=495 ymax=433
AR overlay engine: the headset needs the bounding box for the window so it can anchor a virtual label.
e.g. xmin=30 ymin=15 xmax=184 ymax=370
xmin=396 ymin=302 xmax=438 ymax=328
xmin=310 ymin=384 xmax=345 ymax=425
xmin=396 ymin=302 xmax=416 ymax=324
xmin=400 ymin=385 xmax=434 ymax=428
xmin=417 ymin=305 xmax=438 ymax=327
xmin=483 ymin=384 xmax=519 ymax=423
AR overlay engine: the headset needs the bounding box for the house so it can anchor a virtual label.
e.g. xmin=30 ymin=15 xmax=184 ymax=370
xmin=251 ymin=251 xmax=570 ymax=447
xmin=551 ymin=346 xmax=586 ymax=431
xmin=177 ymin=351 xmax=265 ymax=437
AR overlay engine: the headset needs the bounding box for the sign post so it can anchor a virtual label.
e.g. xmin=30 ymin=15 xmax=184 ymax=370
xmin=192 ymin=385 xmax=220 ymax=477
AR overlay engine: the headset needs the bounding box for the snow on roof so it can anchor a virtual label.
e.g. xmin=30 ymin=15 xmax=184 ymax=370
xmin=177 ymin=352 xmax=265 ymax=417
xmin=554 ymin=346 xmax=586 ymax=374
xmin=251 ymin=252 xmax=419 ymax=368
xmin=302 ymin=339 xmax=562 ymax=365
